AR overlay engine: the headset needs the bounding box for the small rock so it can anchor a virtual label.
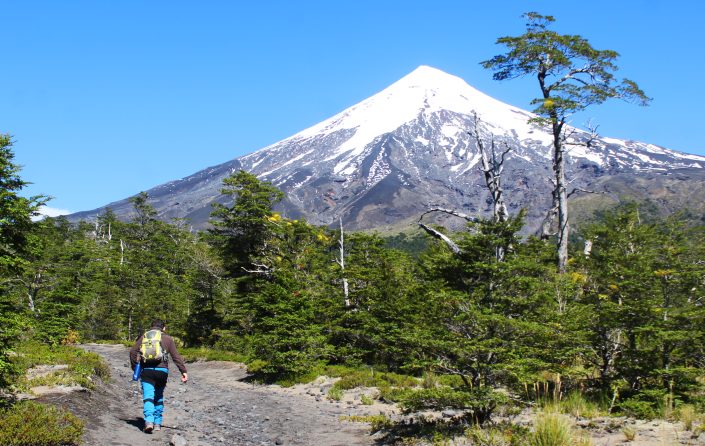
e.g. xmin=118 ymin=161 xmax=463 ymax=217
xmin=170 ymin=434 xmax=188 ymax=446
xmin=442 ymin=409 xmax=459 ymax=418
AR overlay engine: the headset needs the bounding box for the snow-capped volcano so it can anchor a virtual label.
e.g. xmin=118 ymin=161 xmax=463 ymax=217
xmin=69 ymin=66 xmax=705 ymax=231
xmin=273 ymin=65 xmax=551 ymax=174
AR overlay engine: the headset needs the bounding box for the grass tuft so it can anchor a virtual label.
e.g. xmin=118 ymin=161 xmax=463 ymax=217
xmin=622 ymin=425 xmax=636 ymax=441
xmin=327 ymin=387 xmax=343 ymax=401
xmin=529 ymin=413 xmax=572 ymax=446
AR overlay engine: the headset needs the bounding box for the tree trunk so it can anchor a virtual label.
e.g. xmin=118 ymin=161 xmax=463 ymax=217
xmin=128 ymin=309 xmax=133 ymax=341
xmin=337 ymin=218 xmax=350 ymax=307
xmin=556 ymin=143 xmax=569 ymax=273
xmin=27 ymin=272 xmax=41 ymax=312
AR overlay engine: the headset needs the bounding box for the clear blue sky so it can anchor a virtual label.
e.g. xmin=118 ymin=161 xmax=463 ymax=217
xmin=3 ymin=0 xmax=703 ymax=215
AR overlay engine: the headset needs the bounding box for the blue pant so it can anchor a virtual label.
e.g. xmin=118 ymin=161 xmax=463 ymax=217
xmin=140 ymin=367 xmax=168 ymax=425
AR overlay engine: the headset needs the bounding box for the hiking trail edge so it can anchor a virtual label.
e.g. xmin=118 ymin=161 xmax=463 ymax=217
xmin=41 ymin=344 xmax=380 ymax=446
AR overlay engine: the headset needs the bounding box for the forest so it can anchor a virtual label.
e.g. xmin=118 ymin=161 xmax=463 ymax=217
xmin=3 ymin=127 xmax=705 ymax=441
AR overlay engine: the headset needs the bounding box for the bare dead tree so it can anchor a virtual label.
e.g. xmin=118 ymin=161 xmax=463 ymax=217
xmin=26 ymin=273 xmax=40 ymax=312
xmin=335 ymin=217 xmax=350 ymax=307
xmin=471 ymin=113 xmax=510 ymax=225
xmin=242 ymin=263 xmax=273 ymax=277
xmin=471 ymin=113 xmax=515 ymax=261
xmin=417 ymin=113 xmax=516 ymax=259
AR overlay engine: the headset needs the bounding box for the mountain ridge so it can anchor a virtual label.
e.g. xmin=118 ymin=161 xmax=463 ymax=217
xmin=68 ymin=65 xmax=705 ymax=231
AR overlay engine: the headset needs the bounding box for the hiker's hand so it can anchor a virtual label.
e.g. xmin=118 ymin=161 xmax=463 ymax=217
xmin=181 ymin=373 xmax=188 ymax=383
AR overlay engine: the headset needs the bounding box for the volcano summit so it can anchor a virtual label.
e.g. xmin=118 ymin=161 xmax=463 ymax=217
xmin=69 ymin=66 xmax=705 ymax=232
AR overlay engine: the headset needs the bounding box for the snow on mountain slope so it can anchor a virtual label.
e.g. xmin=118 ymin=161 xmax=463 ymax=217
xmin=68 ymin=66 xmax=705 ymax=231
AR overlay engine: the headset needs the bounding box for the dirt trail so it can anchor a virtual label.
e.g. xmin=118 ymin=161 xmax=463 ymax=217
xmin=40 ymin=344 xmax=702 ymax=445
xmin=43 ymin=344 xmax=379 ymax=446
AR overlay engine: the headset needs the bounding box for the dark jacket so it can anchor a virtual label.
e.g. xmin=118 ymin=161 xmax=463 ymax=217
xmin=129 ymin=328 xmax=188 ymax=374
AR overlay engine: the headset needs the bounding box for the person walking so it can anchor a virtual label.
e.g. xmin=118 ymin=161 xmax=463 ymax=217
xmin=129 ymin=319 xmax=188 ymax=433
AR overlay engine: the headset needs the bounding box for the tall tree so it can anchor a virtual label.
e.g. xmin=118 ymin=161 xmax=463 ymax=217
xmin=481 ymin=12 xmax=650 ymax=272
xmin=209 ymin=170 xmax=285 ymax=276
xmin=0 ymin=134 xmax=46 ymax=387
xmin=575 ymin=206 xmax=705 ymax=409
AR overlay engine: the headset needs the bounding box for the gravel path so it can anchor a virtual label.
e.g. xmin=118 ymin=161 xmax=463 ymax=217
xmin=36 ymin=344 xmax=705 ymax=445
xmin=46 ymin=344 xmax=379 ymax=446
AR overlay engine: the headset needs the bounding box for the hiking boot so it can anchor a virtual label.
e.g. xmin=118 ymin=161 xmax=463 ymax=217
xmin=144 ymin=422 xmax=154 ymax=433
xmin=154 ymin=424 xmax=162 ymax=432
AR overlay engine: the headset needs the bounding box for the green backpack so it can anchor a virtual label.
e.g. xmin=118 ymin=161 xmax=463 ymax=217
xmin=140 ymin=329 xmax=165 ymax=365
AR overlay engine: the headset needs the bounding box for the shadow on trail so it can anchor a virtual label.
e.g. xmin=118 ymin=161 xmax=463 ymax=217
xmin=122 ymin=417 xmax=145 ymax=431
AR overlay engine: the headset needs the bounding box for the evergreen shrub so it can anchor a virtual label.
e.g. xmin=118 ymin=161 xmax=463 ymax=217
xmin=0 ymin=401 xmax=84 ymax=445
xmin=395 ymin=386 xmax=509 ymax=425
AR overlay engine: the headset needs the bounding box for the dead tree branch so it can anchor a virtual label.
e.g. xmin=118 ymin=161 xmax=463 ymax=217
xmin=417 ymin=222 xmax=462 ymax=255
xmin=471 ymin=112 xmax=511 ymax=224
xmin=419 ymin=208 xmax=476 ymax=222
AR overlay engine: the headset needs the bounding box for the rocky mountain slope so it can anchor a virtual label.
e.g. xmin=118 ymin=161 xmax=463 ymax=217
xmin=69 ymin=66 xmax=705 ymax=232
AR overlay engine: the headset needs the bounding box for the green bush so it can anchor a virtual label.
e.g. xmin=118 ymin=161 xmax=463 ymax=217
xmin=11 ymin=341 xmax=109 ymax=391
xmin=395 ymin=386 xmax=509 ymax=424
xmin=180 ymin=346 xmax=247 ymax=363
xmin=617 ymin=399 xmax=658 ymax=420
xmin=360 ymin=394 xmax=374 ymax=405
xmin=330 ymin=369 xmax=417 ymax=391
xmin=0 ymin=401 xmax=84 ymax=445
xmin=327 ymin=387 xmax=343 ymax=401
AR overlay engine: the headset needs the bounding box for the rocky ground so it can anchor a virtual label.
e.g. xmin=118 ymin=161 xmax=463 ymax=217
xmin=39 ymin=344 xmax=384 ymax=446
xmin=33 ymin=343 xmax=705 ymax=445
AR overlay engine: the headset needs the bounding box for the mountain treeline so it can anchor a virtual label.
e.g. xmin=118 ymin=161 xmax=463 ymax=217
xmin=2 ymin=133 xmax=705 ymax=421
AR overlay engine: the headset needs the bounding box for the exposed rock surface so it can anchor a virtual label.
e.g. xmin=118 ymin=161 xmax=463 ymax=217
xmin=34 ymin=343 xmax=705 ymax=445
xmin=67 ymin=66 xmax=705 ymax=234
xmin=40 ymin=344 xmax=380 ymax=446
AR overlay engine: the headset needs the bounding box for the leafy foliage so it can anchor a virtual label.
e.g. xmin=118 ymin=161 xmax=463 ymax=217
xmin=0 ymin=401 xmax=84 ymax=446
xmin=0 ymin=135 xmax=46 ymax=389
xmin=481 ymin=11 xmax=650 ymax=272
xmin=3 ymin=143 xmax=705 ymax=435
xmin=481 ymin=12 xmax=650 ymax=121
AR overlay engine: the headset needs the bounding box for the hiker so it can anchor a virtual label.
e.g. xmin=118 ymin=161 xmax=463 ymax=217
xmin=129 ymin=319 xmax=188 ymax=434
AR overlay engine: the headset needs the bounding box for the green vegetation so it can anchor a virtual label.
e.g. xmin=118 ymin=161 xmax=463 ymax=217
xmin=482 ymin=11 xmax=650 ymax=272
xmin=340 ymin=414 xmax=394 ymax=432
xmin=539 ymin=392 xmax=603 ymax=419
xmin=327 ymin=387 xmax=343 ymax=401
xmin=1 ymin=13 xmax=704 ymax=445
xmin=529 ymin=413 xmax=573 ymax=446
xmin=179 ymin=346 xmax=248 ymax=363
xmin=3 ymin=143 xmax=705 ymax=442
xmin=0 ymin=401 xmax=84 ymax=446
xmin=622 ymin=425 xmax=637 ymax=442
xmin=10 ymin=341 xmax=110 ymax=391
